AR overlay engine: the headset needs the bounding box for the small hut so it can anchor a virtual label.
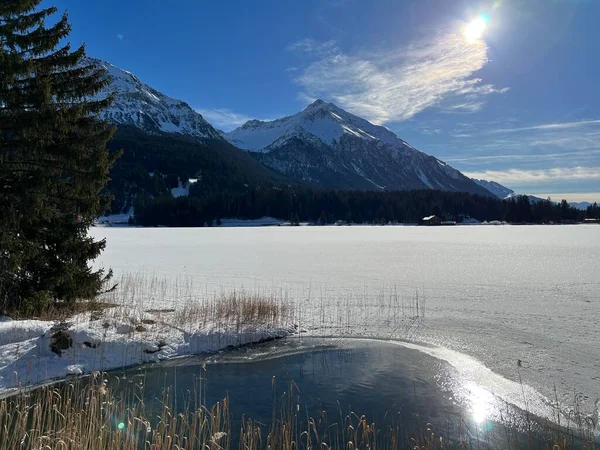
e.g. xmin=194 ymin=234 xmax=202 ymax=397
xmin=422 ymin=215 xmax=442 ymax=226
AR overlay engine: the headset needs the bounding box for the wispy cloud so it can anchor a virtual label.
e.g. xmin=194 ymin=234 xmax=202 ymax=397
xmin=489 ymin=119 xmax=600 ymax=134
xmin=533 ymin=192 xmax=600 ymax=203
xmin=463 ymin=167 xmax=600 ymax=184
xmin=442 ymin=118 xmax=600 ymax=169
xmin=196 ymin=108 xmax=266 ymax=131
xmin=287 ymin=39 xmax=338 ymax=56
xmin=289 ymin=32 xmax=507 ymax=124
xmin=116 ymin=33 xmax=124 ymax=41
xmin=445 ymin=149 xmax=600 ymax=165
xmin=442 ymin=101 xmax=486 ymax=113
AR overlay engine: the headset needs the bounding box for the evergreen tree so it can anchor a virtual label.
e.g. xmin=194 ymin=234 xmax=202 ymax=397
xmin=0 ymin=0 xmax=117 ymax=315
xmin=586 ymin=202 xmax=600 ymax=219
xmin=318 ymin=210 xmax=328 ymax=225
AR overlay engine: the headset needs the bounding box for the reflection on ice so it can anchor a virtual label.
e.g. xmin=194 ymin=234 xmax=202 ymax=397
xmin=465 ymin=382 xmax=494 ymax=425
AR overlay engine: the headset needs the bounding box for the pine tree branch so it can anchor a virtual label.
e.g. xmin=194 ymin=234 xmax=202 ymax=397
xmin=2 ymin=160 xmax=105 ymax=176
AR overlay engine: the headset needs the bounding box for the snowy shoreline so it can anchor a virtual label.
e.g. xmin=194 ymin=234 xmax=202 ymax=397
xmin=2 ymin=308 xmax=598 ymax=440
xmin=0 ymin=307 xmax=296 ymax=396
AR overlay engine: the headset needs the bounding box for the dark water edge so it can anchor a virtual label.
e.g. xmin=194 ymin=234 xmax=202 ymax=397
xmin=103 ymin=337 xmax=595 ymax=449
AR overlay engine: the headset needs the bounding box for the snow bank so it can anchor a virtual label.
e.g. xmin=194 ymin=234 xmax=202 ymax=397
xmin=0 ymin=320 xmax=51 ymax=346
xmin=171 ymin=178 xmax=198 ymax=198
xmin=96 ymin=208 xmax=133 ymax=225
xmin=0 ymin=307 xmax=295 ymax=394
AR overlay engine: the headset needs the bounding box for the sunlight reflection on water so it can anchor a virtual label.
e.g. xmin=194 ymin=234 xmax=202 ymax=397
xmin=465 ymin=382 xmax=494 ymax=425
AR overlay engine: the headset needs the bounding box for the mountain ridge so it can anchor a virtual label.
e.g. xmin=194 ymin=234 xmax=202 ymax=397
xmin=85 ymin=57 xmax=222 ymax=140
xmin=85 ymin=56 xmax=495 ymax=198
xmin=471 ymin=179 xmax=515 ymax=199
xmin=81 ymin=58 xmax=288 ymax=214
xmin=226 ymin=100 xmax=493 ymax=196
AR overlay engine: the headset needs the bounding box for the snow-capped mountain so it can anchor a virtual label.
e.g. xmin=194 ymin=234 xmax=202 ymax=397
xmin=85 ymin=57 xmax=221 ymax=139
xmin=500 ymin=192 xmax=594 ymax=209
xmin=505 ymin=193 xmax=545 ymax=203
xmin=472 ymin=179 xmax=515 ymax=199
xmin=225 ymin=100 xmax=493 ymax=195
xmin=570 ymin=201 xmax=593 ymax=210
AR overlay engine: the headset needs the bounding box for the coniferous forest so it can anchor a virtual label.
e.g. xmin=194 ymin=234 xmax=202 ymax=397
xmin=130 ymin=184 xmax=593 ymax=227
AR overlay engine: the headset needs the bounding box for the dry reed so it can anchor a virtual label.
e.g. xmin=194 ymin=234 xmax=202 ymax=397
xmin=0 ymin=373 xmax=228 ymax=450
xmin=0 ymin=375 xmax=595 ymax=450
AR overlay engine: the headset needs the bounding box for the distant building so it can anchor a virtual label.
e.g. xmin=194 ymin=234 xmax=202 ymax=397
xmin=440 ymin=220 xmax=457 ymax=226
xmin=584 ymin=218 xmax=600 ymax=223
xmin=422 ymin=215 xmax=442 ymax=226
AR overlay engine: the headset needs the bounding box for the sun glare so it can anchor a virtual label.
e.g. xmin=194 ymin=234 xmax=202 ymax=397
xmin=464 ymin=15 xmax=489 ymax=43
xmin=465 ymin=382 xmax=493 ymax=425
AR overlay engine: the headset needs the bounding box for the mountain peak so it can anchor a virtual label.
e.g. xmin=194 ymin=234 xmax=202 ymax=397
xmin=240 ymin=119 xmax=264 ymax=128
xmin=226 ymin=100 xmax=415 ymax=152
xmin=306 ymin=99 xmax=327 ymax=108
xmin=303 ymin=98 xmax=345 ymax=114
xmin=85 ymin=57 xmax=221 ymax=140
xmin=224 ymin=102 xmax=493 ymax=196
xmin=301 ymin=99 xmax=332 ymax=116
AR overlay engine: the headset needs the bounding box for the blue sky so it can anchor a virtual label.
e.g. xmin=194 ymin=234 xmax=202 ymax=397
xmin=48 ymin=0 xmax=600 ymax=201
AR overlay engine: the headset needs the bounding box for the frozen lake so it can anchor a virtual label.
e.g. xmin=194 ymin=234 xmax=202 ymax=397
xmin=91 ymin=225 xmax=600 ymax=427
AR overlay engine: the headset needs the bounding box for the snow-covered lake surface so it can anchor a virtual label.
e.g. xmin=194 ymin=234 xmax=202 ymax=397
xmin=91 ymin=225 xmax=600 ymax=427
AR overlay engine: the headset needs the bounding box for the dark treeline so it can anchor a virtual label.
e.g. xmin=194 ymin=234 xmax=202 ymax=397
xmin=105 ymin=126 xmax=286 ymax=214
xmin=132 ymin=186 xmax=596 ymax=227
xmin=585 ymin=202 xmax=600 ymax=219
xmin=105 ymin=126 xmax=599 ymax=227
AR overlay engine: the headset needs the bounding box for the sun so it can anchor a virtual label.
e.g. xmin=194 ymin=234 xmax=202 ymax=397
xmin=464 ymin=15 xmax=489 ymax=43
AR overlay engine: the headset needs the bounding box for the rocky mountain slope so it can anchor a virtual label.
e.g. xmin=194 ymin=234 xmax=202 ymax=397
xmin=225 ymin=100 xmax=493 ymax=196
xmin=82 ymin=58 xmax=285 ymax=214
xmin=85 ymin=57 xmax=221 ymax=139
xmin=472 ymin=179 xmax=515 ymax=199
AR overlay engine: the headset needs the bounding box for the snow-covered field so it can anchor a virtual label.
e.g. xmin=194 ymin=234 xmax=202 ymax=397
xmin=2 ymin=225 xmax=599 ymax=430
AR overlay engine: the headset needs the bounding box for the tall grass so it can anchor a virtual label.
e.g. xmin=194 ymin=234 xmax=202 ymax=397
xmin=0 ymin=373 xmax=230 ymax=450
xmin=97 ymin=272 xmax=295 ymax=332
xmin=97 ymin=271 xmax=425 ymax=341
xmin=0 ymin=374 xmax=595 ymax=450
xmin=173 ymin=290 xmax=292 ymax=330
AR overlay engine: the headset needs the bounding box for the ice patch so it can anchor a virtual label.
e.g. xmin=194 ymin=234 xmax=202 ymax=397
xmin=143 ymin=89 xmax=160 ymax=103
xmin=387 ymin=340 xmax=558 ymax=423
xmin=341 ymin=124 xmax=363 ymax=138
xmin=66 ymin=365 xmax=84 ymax=375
